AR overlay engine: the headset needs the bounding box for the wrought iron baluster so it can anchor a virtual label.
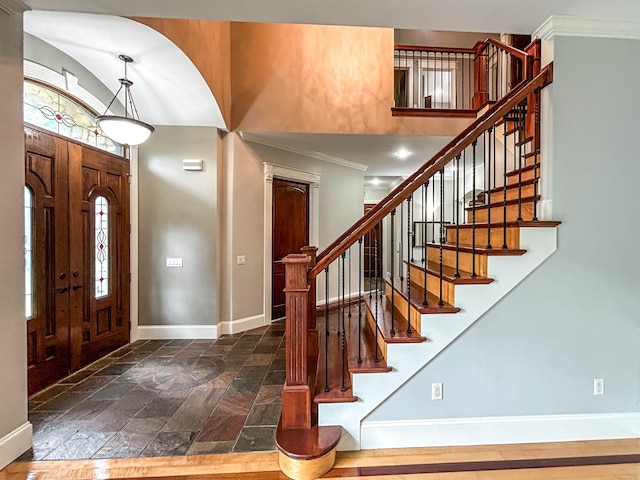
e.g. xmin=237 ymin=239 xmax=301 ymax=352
xmin=374 ymin=235 xmax=380 ymax=362
xmin=390 ymin=210 xmax=396 ymax=335
xmin=399 ymin=201 xmax=404 ymax=281
xmin=533 ymin=90 xmax=540 ymax=221
xmin=502 ymin=113 xmax=509 ymax=249
xmin=348 ymin=247 xmax=352 ymax=318
xmin=423 ymin=181 xmax=428 ymax=306
xmin=517 ymin=101 xmax=524 ymax=221
xmin=455 ymin=154 xmax=461 ymax=278
xmin=438 ymin=168 xmax=445 ymax=305
xmin=324 ymin=266 xmax=329 ymax=392
xmin=487 ymin=127 xmax=493 ymax=249
xmin=340 ymin=252 xmax=346 ymax=392
xmin=406 ymin=195 xmax=413 ymax=334
xmin=358 ymin=238 xmax=363 ymax=363
xmin=471 ymin=139 xmax=478 ymax=278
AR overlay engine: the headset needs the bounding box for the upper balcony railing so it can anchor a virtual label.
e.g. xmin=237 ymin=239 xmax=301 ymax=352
xmin=393 ymin=38 xmax=531 ymax=117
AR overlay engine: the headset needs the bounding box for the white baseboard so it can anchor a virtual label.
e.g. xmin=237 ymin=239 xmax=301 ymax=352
xmin=0 ymin=422 xmax=32 ymax=470
xmin=134 ymin=314 xmax=268 ymax=340
xmin=217 ymin=314 xmax=267 ymax=336
xmin=136 ymin=325 xmax=219 ymax=340
xmin=361 ymin=412 xmax=640 ymax=450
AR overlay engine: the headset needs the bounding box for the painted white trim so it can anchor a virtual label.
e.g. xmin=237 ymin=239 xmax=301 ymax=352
xmin=241 ymin=132 xmax=368 ymax=172
xmin=361 ymin=412 xmax=640 ymax=450
xmin=137 ymin=325 xmax=219 ymax=340
xmin=218 ymin=314 xmax=267 ymax=336
xmin=0 ymin=422 xmax=32 ymax=470
xmin=534 ymin=15 xmax=640 ymax=41
xmin=0 ymin=0 xmax=29 ymax=15
xmin=129 ymin=147 xmax=139 ymax=342
xmin=263 ymin=162 xmax=321 ymax=324
xmin=24 ymin=60 xmax=115 ymax=115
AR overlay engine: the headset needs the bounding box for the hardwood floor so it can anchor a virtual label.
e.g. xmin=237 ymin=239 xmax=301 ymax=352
xmin=4 ymin=438 xmax=640 ymax=479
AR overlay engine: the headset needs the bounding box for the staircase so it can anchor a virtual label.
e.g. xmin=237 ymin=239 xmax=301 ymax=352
xmin=275 ymin=41 xmax=557 ymax=480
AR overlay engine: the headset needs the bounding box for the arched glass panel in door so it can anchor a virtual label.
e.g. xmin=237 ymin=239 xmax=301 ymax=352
xmin=95 ymin=196 xmax=110 ymax=298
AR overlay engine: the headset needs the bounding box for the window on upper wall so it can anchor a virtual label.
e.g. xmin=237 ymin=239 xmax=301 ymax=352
xmin=23 ymin=80 xmax=122 ymax=155
xmin=95 ymin=196 xmax=110 ymax=299
xmin=24 ymin=186 xmax=34 ymax=319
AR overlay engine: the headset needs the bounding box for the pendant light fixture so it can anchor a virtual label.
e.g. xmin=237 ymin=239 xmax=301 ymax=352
xmin=97 ymin=54 xmax=154 ymax=146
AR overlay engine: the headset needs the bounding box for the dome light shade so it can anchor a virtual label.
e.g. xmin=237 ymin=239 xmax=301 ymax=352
xmin=97 ymin=116 xmax=154 ymax=146
xmin=98 ymin=54 xmax=154 ymax=146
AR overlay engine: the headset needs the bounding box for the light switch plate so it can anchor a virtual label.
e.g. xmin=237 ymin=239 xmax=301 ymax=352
xmin=166 ymin=257 xmax=183 ymax=268
xmin=237 ymin=255 xmax=246 ymax=265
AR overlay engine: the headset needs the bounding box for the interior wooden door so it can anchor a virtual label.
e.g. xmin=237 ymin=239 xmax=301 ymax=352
xmin=272 ymin=178 xmax=309 ymax=320
xmin=68 ymin=143 xmax=130 ymax=370
xmin=24 ymin=127 xmax=71 ymax=394
xmin=363 ymin=204 xmax=382 ymax=278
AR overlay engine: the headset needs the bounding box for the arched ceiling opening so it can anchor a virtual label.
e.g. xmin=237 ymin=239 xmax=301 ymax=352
xmin=24 ymin=11 xmax=227 ymax=129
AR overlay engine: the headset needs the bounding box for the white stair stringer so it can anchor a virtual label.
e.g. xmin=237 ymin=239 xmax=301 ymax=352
xmin=318 ymin=226 xmax=558 ymax=451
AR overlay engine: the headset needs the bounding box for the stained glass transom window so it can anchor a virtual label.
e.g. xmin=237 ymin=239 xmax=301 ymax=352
xmin=95 ymin=196 xmax=109 ymax=298
xmin=23 ymin=81 xmax=122 ymax=155
xmin=25 ymin=186 xmax=34 ymax=319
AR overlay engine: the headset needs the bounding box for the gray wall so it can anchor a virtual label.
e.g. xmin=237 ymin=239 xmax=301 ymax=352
xmin=368 ymin=35 xmax=640 ymax=422
xmin=24 ymin=33 xmax=123 ymax=114
xmin=138 ymin=126 xmax=218 ymax=326
xmin=0 ymin=12 xmax=30 ymax=463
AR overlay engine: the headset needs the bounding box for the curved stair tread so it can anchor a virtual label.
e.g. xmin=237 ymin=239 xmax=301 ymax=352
xmin=275 ymin=422 xmax=341 ymax=461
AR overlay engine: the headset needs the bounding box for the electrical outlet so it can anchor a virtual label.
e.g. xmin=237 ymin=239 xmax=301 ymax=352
xmin=432 ymin=383 xmax=443 ymax=400
xmin=594 ymin=378 xmax=604 ymax=396
xmin=165 ymin=257 xmax=183 ymax=268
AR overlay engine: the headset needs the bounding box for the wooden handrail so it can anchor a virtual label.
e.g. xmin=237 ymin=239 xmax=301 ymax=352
xmin=483 ymin=38 xmax=528 ymax=61
xmin=394 ymin=44 xmax=475 ymax=54
xmin=310 ymin=63 xmax=553 ymax=279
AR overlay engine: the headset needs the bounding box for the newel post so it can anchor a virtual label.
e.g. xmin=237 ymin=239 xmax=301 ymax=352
xmin=525 ymin=39 xmax=542 ymax=147
xmin=300 ymin=246 xmax=318 ymax=359
xmin=472 ymin=41 xmax=489 ymax=110
xmin=281 ymin=253 xmax=311 ymax=430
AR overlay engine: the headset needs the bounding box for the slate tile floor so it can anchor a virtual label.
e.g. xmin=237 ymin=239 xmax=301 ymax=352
xmin=21 ymin=322 xmax=286 ymax=461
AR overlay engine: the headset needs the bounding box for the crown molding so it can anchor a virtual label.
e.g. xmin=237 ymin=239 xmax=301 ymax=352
xmin=0 ymin=0 xmax=29 ymax=15
xmin=534 ymin=15 xmax=640 ymax=41
xmin=239 ymin=132 xmax=368 ymax=172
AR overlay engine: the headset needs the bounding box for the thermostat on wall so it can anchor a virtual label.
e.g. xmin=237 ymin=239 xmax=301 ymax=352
xmin=183 ymin=159 xmax=204 ymax=171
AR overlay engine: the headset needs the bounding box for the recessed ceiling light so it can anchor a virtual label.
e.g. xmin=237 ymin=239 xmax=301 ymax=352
xmin=394 ymin=148 xmax=410 ymax=160
xmin=371 ymin=178 xmax=381 ymax=186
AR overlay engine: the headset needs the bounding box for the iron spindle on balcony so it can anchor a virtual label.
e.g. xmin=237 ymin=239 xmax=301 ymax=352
xmin=324 ymin=266 xmax=329 ymax=392
xmin=357 ymin=237 xmax=363 ymax=363
xmin=390 ymin=209 xmax=396 ymax=334
xmin=406 ymin=195 xmax=412 ymax=335
xmin=454 ymin=154 xmax=461 ymax=278
xmin=486 ymin=127 xmax=493 ymax=249
xmin=340 ymin=252 xmax=346 ymax=392
xmin=438 ymin=168 xmax=444 ymax=306
xmin=471 ymin=139 xmax=478 ymax=278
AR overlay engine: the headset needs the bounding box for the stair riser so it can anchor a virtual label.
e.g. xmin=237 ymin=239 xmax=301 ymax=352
xmin=446 ymin=227 xmax=520 ymax=250
xmin=469 ymin=202 xmax=536 ymax=224
xmin=426 ymin=245 xmax=488 ymax=277
xmin=506 ymin=166 xmax=539 ymax=186
xmin=364 ymin=304 xmax=388 ymax=360
xmin=407 ymin=263 xmax=455 ymax=304
xmin=489 ymin=183 xmax=536 ymax=203
xmin=384 ymin=283 xmax=422 ymax=335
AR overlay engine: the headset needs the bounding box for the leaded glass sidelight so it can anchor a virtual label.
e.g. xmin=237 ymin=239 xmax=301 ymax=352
xmin=25 ymin=186 xmax=34 ymax=319
xmin=95 ymin=196 xmax=109 ymax=298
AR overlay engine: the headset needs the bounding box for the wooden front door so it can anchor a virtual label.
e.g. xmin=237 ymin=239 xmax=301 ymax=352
xmin=25 ymin=129 xmax=72 ymax=393
xmin=272 ymin=179 xmax=309 ymax=319
xmin=25 ymin=126 xmax=130 ymax=394
xmin=363 ymin=204 xmax=382 ymax=278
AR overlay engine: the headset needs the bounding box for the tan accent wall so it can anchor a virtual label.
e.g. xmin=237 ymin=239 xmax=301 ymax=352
xmin=133 ymin=17 xmax=232 ymax=128
xmin=230 ymin=22 xmax=472 ymax=136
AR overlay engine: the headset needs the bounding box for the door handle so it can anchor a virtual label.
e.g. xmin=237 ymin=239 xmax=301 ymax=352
xmin=72 ymin=285 xmax=86 ymax=291
xmin=57 ymin=287 xmax=68 ymax=293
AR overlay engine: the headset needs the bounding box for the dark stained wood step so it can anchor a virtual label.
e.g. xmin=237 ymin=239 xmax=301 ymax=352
xmin=466 ymin=194 xmax=540 ymax=212
xmin=363 ymin=293 xmax=427 ymax=343
xmin=524 ymin=150 xmax=540 ymax=159
xmin=486 ymin=177 xmax=536 ymax=195
xmin=407 ymin=259 xmax=494 ymax=285
xmin=506 ymin=162 xmax=539 ymax=178
xmin=344 ymin=304 xmax=392 ymax=374
xmin=514 ymin=136 xmax=533 ymax=147
xmin=447 ymin=220 xmax=561 ymax=229
xmin=425 ymin=242 xmax=527 ymax=256
xmin=387 ymin=277 xmax=460 ymax=315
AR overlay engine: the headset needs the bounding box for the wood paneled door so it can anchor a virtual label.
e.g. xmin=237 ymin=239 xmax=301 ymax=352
xmin=25 ymin=126 xmax=130 ymax=394
xmin=272 ymin=178 xmax=309 ymax=320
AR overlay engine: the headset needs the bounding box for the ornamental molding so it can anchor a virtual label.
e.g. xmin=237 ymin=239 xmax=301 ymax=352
xmin=0 ymin=0 xmax=29 ymax=15
xmin=534 ymin=15 xmax=640 ymax=41
xmin=264 ymin=162 xmax=321 ymax=185
xmin=241 ymin=132 xmax=368 ymax=172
